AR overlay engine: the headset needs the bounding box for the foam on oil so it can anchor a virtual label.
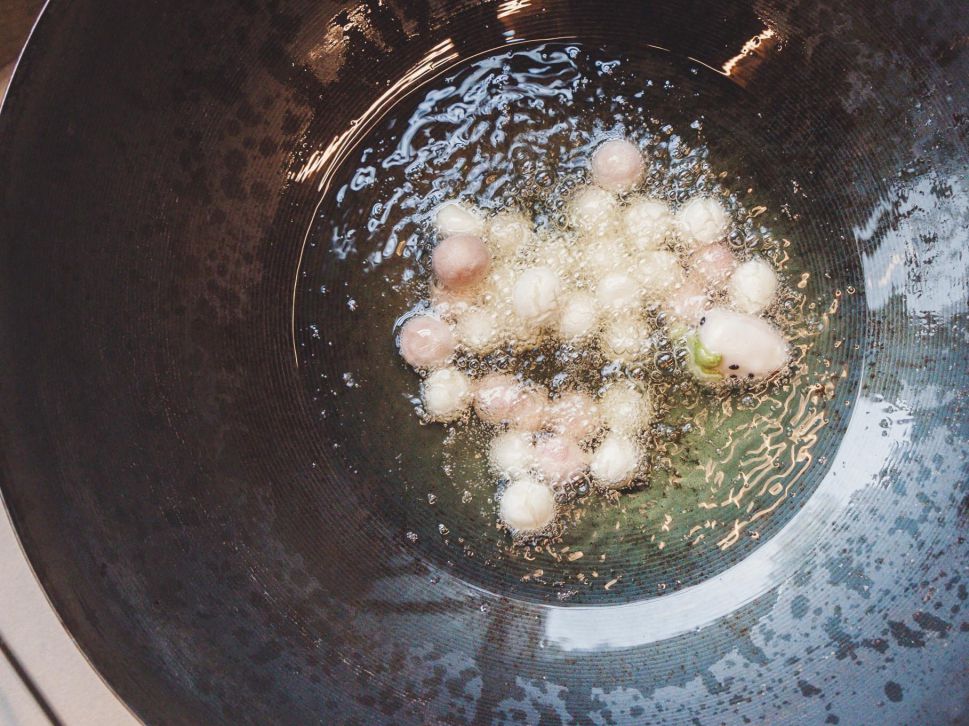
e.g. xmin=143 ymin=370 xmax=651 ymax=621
xmin=295 ymin=43 xmax=859 ymax=602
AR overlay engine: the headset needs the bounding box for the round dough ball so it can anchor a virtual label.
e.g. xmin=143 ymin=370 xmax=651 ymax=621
xmin=489 ymin=431 xmax=536 ymax=477
xmin=430 ymin=283 xmax=477 ymax=322
xmin=676 ymin=196 xmax=729 ymax=247
xmin=599 ymin=382 xmax=650 ymax=434
xmin=590 ymin=434 xmax=641 ymax=489
xmin=454 ymin=307 xmax=500 ymax=354
xmin=591 ymin=138 xmax=645 ymax=193
xmin=698 ymin=308 xmax=790 ymax=379
xmin=636 ymin=250 xmax=685 ymax=298
xmin=486 ymin=211 xmax=532 ymax=259
xmin=568 ymin=186 xmax=619 ymax=237
xmin=663 ymin=277 xmax=709 ymax=327
xmin=727 ymin=257 xmax=779 ymax=314
xmin=558 ymin=292 xmax=600 ymax=341
xmin=580 ymin=235 xmax=629 ymax=279
xmin=623 ymin=197 xmax=673 ymax=250
xmin=549 ymin=391 xmax=601 ymax=441
xmin=398 ymin=315 xmax=455 ymax=369
xmin=508 ymin=386 xmax=548 ymax=431
xmin=473 ymin=373 xmax=522 ymax=425
xmin=596 ymin=272 xmax=643 ymax=315
xmin=689 ymin=243 xmax=737 ymax=288
xmin=534 ymin=235 xmax=577 ymax=279
xmin=534 ymin=436 xmax=589 ymax=485
xmin=422 ymin=367 xmax=472 ymax=421
xmin=480 ymin=267 xmax=518 ymax=336
xmin=432 ymin=234 xmax=491 ymax=290
xmin=499 ymin=476 xmax=556 ymax=533
xmin=512 ymin=267 xmax=562 ymax=326
xmin=482 ymin=265 xmax=517 ymax=313
xmin=435 ymin=201 xmax=485 ymax=237
xmin=600 ymin=315 xmax=651 ymax=363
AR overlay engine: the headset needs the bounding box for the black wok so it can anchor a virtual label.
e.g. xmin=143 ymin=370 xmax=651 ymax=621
xmin=1 ymin=0 xmax=967 ymax=723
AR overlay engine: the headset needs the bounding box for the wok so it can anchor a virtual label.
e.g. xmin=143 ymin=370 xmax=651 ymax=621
xmin=1 ymin=0 xmax=967 ymax=723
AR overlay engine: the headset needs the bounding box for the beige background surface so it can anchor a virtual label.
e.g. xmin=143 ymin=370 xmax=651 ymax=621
xmin=2 ymin=3 xmax=139 ymax=724
xmin=0 ymin=516 xmax=137 ymax=725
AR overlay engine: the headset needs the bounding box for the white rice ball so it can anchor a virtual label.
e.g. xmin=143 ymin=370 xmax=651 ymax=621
xmin=600 ymin=316 xmax=651 ymax=363
xmin=454 ymin=307 xmax=500 ymax=354
xmin=499 ymin=476 xmax=556 ymax=533
xmin=727 ymin=257 xmax=779 ymax=314
xmin=599 ymin=382 xmax=650 ymax=434
xmin=558 ymin=292 xmax=600 ymax=341
xmin=489 ymin=431 xmax=536 ymax=477
xmin=435 ymin=201 xmax=485 ymax=237
xmin=548 ymin=391 xmax=601 ymax=442
xmin=534 ymin=235 xmax=577 ymax=279
xmin=590 ymin=434 xmax=641 ymax=489
xmin=480 ymin=267 xmax=519 ymax=337
xmin=676 ymin=196 xmax=729 ymax=247
xmin=595 ymin=272 xmax=643 ymax=315
xmin=590 ymin=138 xmax=645 ymax=193
xmin=421 ymin=367 xmax=472 ymax=421
xmin=580 ymin=235 xmax=629 ymax=279
xmin=698 ymin=308 xmax=790 ymax=379
xmin=623 ymin=197 xmax=673 ymax=250
xmin=482 ymin=265 xmax=517 ymax=313
xmin=635 ymin=250 xmax=685 ymax=298
xmin=534 ymin=436 xmax=589 ymax=485
xmin=512 ymin=267 xmax=562 ymax=327
xmin=486 ymin=211 xmax=533 ymax=259
xmin=568 ymin=186 xmax=619 ymax=237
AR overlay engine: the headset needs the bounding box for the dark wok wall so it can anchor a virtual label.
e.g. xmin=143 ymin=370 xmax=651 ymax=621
xmin=0 ymin=1 xmax=967 ymax=724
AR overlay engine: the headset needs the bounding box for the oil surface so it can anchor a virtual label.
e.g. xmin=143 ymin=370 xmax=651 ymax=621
xmin=294 ymin=43 xmax=863 ymax=603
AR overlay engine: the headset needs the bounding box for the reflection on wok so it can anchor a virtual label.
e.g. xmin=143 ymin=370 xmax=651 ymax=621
xmin=0 ymin=0 xmax=966 ymax=723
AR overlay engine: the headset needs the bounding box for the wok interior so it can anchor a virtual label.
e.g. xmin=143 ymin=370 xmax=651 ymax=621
xmin=0 ymin=0 xmax=965 ymax=723
xmin=293 ymin=40 xmax=864 ymax=603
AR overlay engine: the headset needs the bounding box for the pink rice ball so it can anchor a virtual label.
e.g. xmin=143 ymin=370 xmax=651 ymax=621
xmin=431 ymin=234 xmax=491 ymax=290
xmin=508 ymin=387 xmax=548 ymax=431
xmin=549 ymin=391 xmax=602 ymax=442
xmin=473 ymin=373 xmax=525 ymax=425
xmin=591 ymin=139 xmax=645 ymax=193
xmin=689 ymin=243 xmax=737 ymax=288
xmin=534 ymin=436 xmax=589 ymax=485
xmin=664 ymin=278 xmax=709 ymax=326
xmin=398 ymin=315 xmax=455 ymax=369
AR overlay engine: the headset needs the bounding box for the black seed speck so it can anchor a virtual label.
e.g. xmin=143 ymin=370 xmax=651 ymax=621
xmin=884 ymin=681 xmax=903 ymax=702
xmin=699 ymin=316 xmax=706 ymax=325
xmin=748 ymin=373 xmax=755 ymax=379
xmin=798 ymin=680 xmax=822 ymax=697
xmin=913 ymin=610 xmax=952 ymax=635
xmin=729 ymin=364 xmax=739 ymax=370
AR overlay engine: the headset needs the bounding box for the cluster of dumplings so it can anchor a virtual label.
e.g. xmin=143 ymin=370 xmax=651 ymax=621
xmin=396 ymin=138 xmax=791 ymax=537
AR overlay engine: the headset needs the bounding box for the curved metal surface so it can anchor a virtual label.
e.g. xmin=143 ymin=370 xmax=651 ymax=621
xmin=0 ymin=1 xmax=966 ymax=724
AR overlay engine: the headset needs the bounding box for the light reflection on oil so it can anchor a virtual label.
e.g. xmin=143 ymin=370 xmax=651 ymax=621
xmin=497 ymin=0 xmax=532 ymax=20
xmin=292 ymin=39 xmax=459 ymax=187
xmin=296 ymin=41 xmax=863 ymax=604
xmin=543 ymin=393 xmax=912 ymax=649
xmin=721 ymin=28 xmax=776 ymax=76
